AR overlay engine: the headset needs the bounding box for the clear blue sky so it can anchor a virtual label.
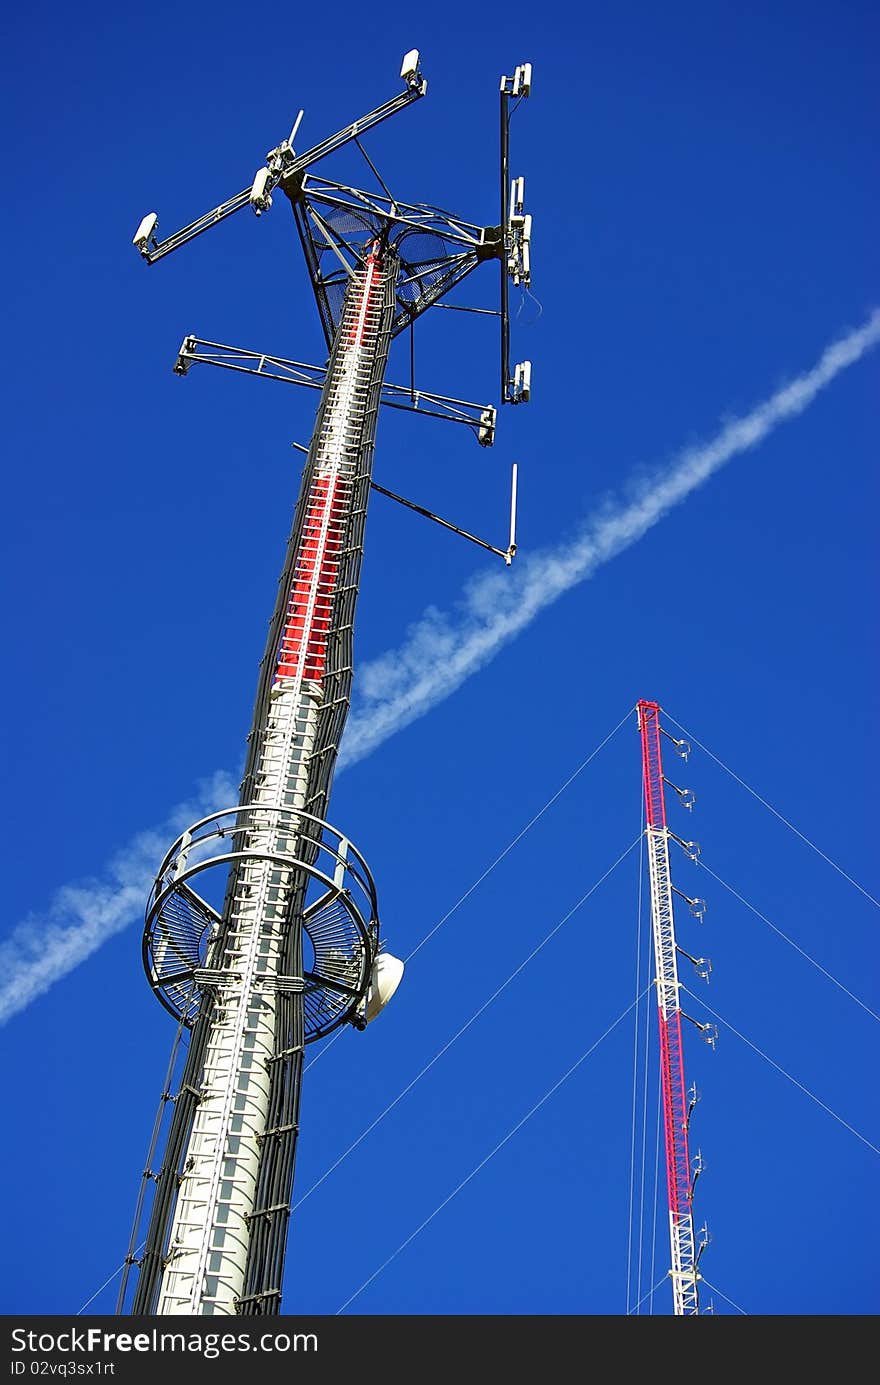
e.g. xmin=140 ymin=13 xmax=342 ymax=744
xmin=1 ymin=0 xmax=877 ymax=1317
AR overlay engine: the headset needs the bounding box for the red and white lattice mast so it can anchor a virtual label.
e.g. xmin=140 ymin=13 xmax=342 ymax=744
xmin=637 ymin=700 xmax=714 ymax=1315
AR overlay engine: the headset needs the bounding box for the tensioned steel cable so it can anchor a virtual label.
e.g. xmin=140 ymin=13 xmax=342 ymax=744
xmin=666 ymin=712 xmax=879 ymax=910
xmin=304 ymin=708 xmax=632 ymax=1075
xmin=75 ymin=712 xmax=633 ymax=1315
xmin=695 ymin=857 xmax=879 ymax=1022
xmin=700 ymin=1276 xmax=748 ymax=1315
xmin=76 ymin=1246 xmax=143 ymax=1316
xmin=630 ymin=1271 xmax=745 ymax=1316
xmin=321 ymin=711 xmax=877 ymax=1315
xmin=335 ymin=991 xmax=649 ymax=1314
xmin=303 ymin=1025 xmax=346 ymax=1071
xmin=681 ymin=984 xmax=880 ymax=1154
xmin=404 ymin=707 xmax=633 ymax=964
xmin=627 ymin=1273 xmax=669 ymax=1315
xmin=292 ymin=836 xmax=641 ymax=1212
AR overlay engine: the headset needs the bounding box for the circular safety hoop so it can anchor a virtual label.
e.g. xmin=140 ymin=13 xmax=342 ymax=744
xmin=142 ymin=805 xmax=379 ymax=1042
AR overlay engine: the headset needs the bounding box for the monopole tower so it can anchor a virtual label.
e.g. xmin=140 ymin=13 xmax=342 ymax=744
xmin=119 ymin=53 xmax=533 ymax=1317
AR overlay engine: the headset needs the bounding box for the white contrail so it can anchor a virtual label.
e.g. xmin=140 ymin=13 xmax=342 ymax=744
xmin=0 ymin=771 xmax=237 ymax=1026
xmin=339 ymin=308 xmax=880 ymax=768
xmin=2 ymin=310 xmax=877 ymax=1025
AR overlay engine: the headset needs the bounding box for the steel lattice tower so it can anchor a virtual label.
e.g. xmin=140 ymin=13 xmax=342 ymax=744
xmin=119 ymin=53 xmax=533 ymax=1317
xmin=637 ymin=700 xmax=713 ymax=1315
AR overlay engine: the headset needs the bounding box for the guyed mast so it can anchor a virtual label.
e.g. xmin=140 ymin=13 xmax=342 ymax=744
xmin=637 ymin=700 xmax=714 ymax=1314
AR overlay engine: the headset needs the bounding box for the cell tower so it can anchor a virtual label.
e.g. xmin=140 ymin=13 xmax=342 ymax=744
xmin=636 ymin=700 xmax=715 ymax=1315
xmin=118 ymin=53 xmax=533 ymax=1316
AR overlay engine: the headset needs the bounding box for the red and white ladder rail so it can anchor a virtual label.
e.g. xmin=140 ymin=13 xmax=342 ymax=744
xmin=637 ymin=700 xmax=700 ymax=1316
xmin=156 ymin=251 xmax=387 ymax=1315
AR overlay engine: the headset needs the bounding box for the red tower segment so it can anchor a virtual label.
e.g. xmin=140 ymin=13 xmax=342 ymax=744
xmin=275 ymin=249 xmax=382 ymax=685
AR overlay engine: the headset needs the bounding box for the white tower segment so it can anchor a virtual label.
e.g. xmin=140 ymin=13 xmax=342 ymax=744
xmin=155 ymin=258 xmax=385 ymax=1314
xmin=129 ymin=250 xmax=395 ymax=1315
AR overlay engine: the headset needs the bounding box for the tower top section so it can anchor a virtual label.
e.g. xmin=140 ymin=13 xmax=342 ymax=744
xmin=132 ymin=50 xmax=534 ymax=405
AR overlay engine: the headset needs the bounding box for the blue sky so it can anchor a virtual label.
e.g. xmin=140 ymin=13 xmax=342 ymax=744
xmin=1 ymin=0 xmax=877 ymax=1317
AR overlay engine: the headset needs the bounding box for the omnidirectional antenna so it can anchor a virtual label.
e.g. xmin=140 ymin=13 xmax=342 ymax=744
xmin=287 ymin=109 xmax=304 ymax=148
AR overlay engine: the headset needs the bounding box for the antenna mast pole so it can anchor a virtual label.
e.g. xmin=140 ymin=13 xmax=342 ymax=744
xmin=136 ymin=249 xmax=395 ymax=1316
xmin=120 ymin=51 xmax=533 ymax=1318
xmin=637 ymin=700 xmax=705 ymax=1315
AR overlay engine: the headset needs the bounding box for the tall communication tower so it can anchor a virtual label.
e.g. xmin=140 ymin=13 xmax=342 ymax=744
xmin=119 ymin=53 xmax=533 ymax=1317
xmin=636 ymin=700 xmax=715 ymax=1315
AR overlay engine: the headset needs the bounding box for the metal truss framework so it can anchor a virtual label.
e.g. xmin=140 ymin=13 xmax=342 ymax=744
xmin=134 ymin=60 xmax=532 ymax=402
xmin=133 ymin=77 xmax=428 ymax=266
xmin=286 ymin=175 xmax=499 ymax=347
xmin=637 ymin=700 xmax=705 ymax=1316
xmin=172 ymin=336 xmax=497 ymax=445
xmin=122 ymin=53 xmax=533 ymax=1318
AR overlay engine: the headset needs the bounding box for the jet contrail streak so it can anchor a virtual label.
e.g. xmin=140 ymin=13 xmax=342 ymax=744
xmin=339 ymin=308 xmax=880 ymax=768
xmin=0 ymin=772 xmax=237 ymax=1025
xmin=2 ymin=310 xmax=877 ymax=1024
